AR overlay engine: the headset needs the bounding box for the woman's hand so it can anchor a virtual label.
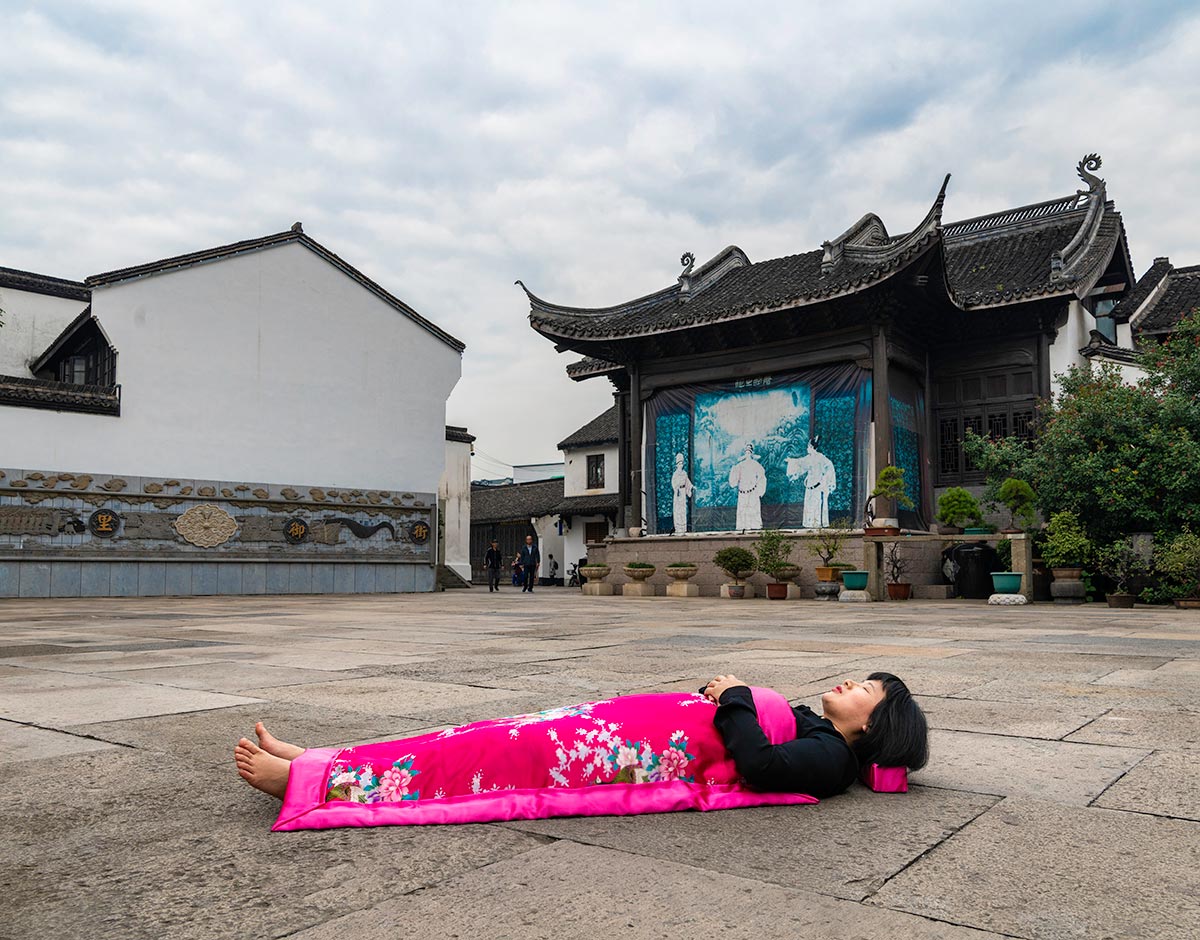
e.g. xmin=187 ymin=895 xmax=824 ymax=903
xmin=703 ymin=674 xmax=747 ymax=703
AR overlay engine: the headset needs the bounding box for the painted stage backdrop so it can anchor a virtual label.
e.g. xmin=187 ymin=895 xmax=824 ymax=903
xmin=645 ymin=365 xmax=875 ymax=534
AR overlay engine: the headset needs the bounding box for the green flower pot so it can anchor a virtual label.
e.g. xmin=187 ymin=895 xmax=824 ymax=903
xmin=841 ymin=570 xmax=869 ymax=591
xmin=991 ymin=572 xmax=1023 ymax=594
xmin=963 ymin=527 xmax=992 ymax=536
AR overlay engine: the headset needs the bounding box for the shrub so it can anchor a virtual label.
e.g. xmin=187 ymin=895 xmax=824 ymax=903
xmin=805 ymin=518 xmax=852 ymax=566
xmin=997 ymin=478 xmax=1037 ymax=530
xmin=713 ymin=546 xmax=757 ymax=584
xmin=1096 ymin=538 xmax=1148 ymax=595
xmin=624 ymin=561 xmax=654 ymax=569
xmin=1042 ymin=511 xmax=1092 ymax=569
xmin=753 ymin=529 xmax=795 ymax=581
xmin=869 ymin=466 xmax=915 ymax=516
xmin=666 ymin=561 xmax=697 ymax=568
xmin=1152 ymin=526 xmax=1200 ymax=599
xmin=996 ymin=538 xmax=1012 ymax=571
xmin=936 ymin=487 xmax=984 ymax=528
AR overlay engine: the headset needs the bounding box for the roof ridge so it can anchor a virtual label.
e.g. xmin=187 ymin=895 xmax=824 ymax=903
xmin=943 ymin=194 xmax=1084 ymax=240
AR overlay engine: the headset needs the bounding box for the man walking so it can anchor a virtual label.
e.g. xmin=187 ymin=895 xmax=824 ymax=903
xmin=519 ymin=534 xmax=540 ymax=593
xmin=483 ymin=539 xmax=503 ymax=592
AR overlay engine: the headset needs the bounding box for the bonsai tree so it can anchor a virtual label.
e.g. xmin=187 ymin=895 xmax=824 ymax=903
xmin=1152 ymin=526 xmax=1200 ymax=599
xmin=936 ymin=487 xmax=984 ymax=529
xmin=805 ymin=518 xmax=852 ymax=566
xmin=713 ymin=546 xmax=757 ymax=585
xmin=753 ymin=529 xmax=796 ymax=582
xmin=1096 ymin=538 xmax=1148 ymax=596
xmin=1041 ymin=511 xmax=1092 ymax=569
xmin=996 ymin=478 xmax=1037 ymax=531
xmin=865 ymin=465 xmax=914 ymax=524
xmin=883 ymin=542 xmax=910 ymax=585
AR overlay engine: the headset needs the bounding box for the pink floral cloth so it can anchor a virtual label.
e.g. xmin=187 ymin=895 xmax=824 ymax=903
xmin=273 ymin=687 xmax=818 ymax=831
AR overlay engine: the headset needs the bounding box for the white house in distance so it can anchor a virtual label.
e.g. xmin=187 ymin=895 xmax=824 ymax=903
xmin=556 ymin=405 xmax=620 ymax=570
xmin=0 ymin=225 xmax=465 ymax=598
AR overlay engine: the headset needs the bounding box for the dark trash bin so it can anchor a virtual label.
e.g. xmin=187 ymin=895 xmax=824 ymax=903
xmin=942 ymin=542 xmax=1002 ymax=599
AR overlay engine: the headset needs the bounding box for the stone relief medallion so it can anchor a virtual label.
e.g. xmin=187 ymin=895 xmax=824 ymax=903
xmin=87 ymin=509 xmax=122 ymax=538
xmin=408 ymin=520 xmax=431 ymax=544
xmin=174 ymin=503 xmax=238 ymax=547
xmin=283 ymin=517 xmax=309 ymax=544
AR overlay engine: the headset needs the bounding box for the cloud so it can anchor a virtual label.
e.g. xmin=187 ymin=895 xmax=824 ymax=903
xmin=1 ymin=0 xmax=1198 ymax=471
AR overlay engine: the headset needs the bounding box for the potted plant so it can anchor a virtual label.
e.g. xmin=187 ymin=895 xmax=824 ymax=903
xmin=578 ymin=562 xmax=611 ymax=583
xmin=754 ymin=528 xmax=798 ymax=600
xmin=989 ymin=538 xmax=1022 ymax=594
xmin=883 ymin=541 xmax=911 ymax=600
xmin=840 ymin=569 xmax=870 ymax=591
xmin=1096 ymin=537 xmax=1146 ymax=609
xmin=664 ymin=562 xmax=699 ymax=581
xmin=1152 ymin=527 xmax=1200 ymax=609
xmin=936 ymin=487 xmax=984 ymax=535
xmin=864 ymin=466 xmax=914 ymax=536
xmin=996 ymin=478 xmax=1037 ymax=534
xmin=622 ymin=561 xmax=656 ymax=581
xmin=713 ymin=546 xmax=757 ymax=599
xmin=829 ymin=562 xmax=856 ymax=582
xmin=1042 ymin=511 xmax=1092 ymax=604
xmin=806 ymin=519 xmax=851 ymax=581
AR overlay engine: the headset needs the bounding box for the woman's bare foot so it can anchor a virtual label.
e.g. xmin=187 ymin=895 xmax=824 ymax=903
xmin=254 ymin=721 xmax=305 ymax=761
xmin=234 ymin=738 xmax=291 ymax=799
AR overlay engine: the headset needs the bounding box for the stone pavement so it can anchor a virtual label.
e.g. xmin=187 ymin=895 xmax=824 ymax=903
xmin=1 ymin=590 xmax=1197 ymax=939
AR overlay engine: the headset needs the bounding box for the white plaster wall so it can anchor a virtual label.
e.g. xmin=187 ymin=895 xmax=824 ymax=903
xmin=439 ymin=437 xmax=472 ymax=578
xmin=564 ymin=514 xmax=606 ymax=569
xmin=532 ymin=513 xmax=564 ymax=582
xmin=1116 ymin=321 xmax=1133 ymax=348
xmin=1049 ymin=299 xmax=1091 ymax=401
xmin=562 ymin=444 xmax=619 ymax=497
xmin=0 ymin=242 xmax=461 ymax=491
xmin=0 ymin=286 xmax=89 ymax=375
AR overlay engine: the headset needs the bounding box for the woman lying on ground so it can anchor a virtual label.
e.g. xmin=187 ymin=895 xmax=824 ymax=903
xmin=235 ymin=672 xmax=928 ymax=831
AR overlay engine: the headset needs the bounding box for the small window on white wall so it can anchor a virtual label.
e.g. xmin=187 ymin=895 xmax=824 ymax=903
xmin=586 ymin=454 xmax=605 ymax=489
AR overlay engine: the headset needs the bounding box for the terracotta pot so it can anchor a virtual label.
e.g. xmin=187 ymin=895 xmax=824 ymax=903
xmin=665 ymin=565 xmax=698 ymax=581
xmin=766 ymin=583 xmax=789 ymax=600
xmin=1000 ymin=527 xmax=1024 ymax=535
xmin=1173 ymin=597 xmax=1200 ymax=610
xmin=864 ymin=526 xmax=900 ymax=537
xmin=1051 ymin=567 xmax=1084 ymax=581
xmin=1106 ymin=593 xmax=1136 ymax=609
xmin=726 ymin=584 xmax=746 ymax=599
xmin=886 ymin=582 xmax=912 ymax=600
xmin=815 ymin=566 xmax=836 ymax=582
xmin=936 ymin=524 xmax=963 ymax=535
xmin=623 ymin=565 xmax=655 ymax=582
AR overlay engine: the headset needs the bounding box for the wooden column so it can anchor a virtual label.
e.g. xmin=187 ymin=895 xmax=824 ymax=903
xmin=629 ymin=364 xmax=643 ymax=530
xmin=1038 ymin=325 xmax=1054 ymax=402
xmin=871 ymin=320 xmax=894 ymax=520
xmin=615 ymin=390 xmax=629 ymax=530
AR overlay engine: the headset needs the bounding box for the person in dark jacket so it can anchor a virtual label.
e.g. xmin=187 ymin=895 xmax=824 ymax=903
xmin=483 ymin=540 xmax=503 ymax=592
xmin=519 ymin=535 xmax=540 ymax=593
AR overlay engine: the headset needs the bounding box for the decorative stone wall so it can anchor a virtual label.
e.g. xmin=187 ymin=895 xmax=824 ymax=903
xmin=0 ymin=467 xmax=436 ymax=598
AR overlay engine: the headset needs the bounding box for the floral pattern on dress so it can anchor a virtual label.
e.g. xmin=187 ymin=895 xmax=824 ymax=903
xmin=326 ymin=755 xmax=420 ymax=803
xmin=604 ymin=731 xmax=695 ymax=784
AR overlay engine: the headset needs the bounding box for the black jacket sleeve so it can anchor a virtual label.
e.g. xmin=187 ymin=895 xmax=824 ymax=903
xmin=713 ymin=686 xmax=857 ymax=798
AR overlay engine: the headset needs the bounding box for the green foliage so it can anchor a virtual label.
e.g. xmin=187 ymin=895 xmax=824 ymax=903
xmin=805 ymin=518 xmax=852 ymax=565
xmin=1041 ymin=511 xmax=1092 ymax=568
xmin=870 ymin=465 xmax=915 ymax=510
xmin=713 ymin=546 xmax=756 ymax=584
xmin=666 ymin=562 xmax=697 ymax=568
xmin=996 ymin=538 xmax=1012 ymax=571
xmin=1151 ymin=526 xmax=1200 ymax=599
xmin=1096 ymin=538 xmax=1148 ymax=595
xmin=753 ymin=529 xmax=795 ymax=581
xmin=936 ymin=487 xmax=984 ymax=528
xmin=624 ymin=561 xmax=654 ymax=569
xmin=996 ymin=478 xmax=1037 ymax=529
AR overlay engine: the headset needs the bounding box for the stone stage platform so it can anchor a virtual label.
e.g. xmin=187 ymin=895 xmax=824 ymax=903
xmin=0 ymin=590 xmax=1196 ymax=939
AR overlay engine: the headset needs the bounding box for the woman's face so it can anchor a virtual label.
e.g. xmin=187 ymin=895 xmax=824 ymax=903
xmin=821 ymin=677 xmax=886 ymax=732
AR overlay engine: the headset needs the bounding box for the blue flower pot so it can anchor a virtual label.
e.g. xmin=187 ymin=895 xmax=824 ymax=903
xmin=841 ymin=570 xmax=869 ymax=591
xmin=991 ymin=572 xmax=1023 ymax=594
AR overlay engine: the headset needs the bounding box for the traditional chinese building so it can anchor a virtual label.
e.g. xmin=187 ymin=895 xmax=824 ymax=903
xmin=0 ymin=225 xmax=464 ymax=597
xmin=523 ymin=155 xmax=1137 ymax=537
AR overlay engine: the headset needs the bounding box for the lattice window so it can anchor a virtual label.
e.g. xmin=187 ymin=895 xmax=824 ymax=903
xmin=987 ymin=413 xmax=1009 ymax=440
xmin=586 ymin=454 xmax=605 ymax=489
xmin=939 ymin=417 xmax=960 ymax=475
xmin=1013 ymin=410 xmax=1034 ymax=441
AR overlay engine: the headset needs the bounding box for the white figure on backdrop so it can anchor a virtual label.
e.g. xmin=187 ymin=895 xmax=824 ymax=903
xmin=728 ymin=443 xmax=767 ymax=530
xmin=671 ymin=452 xmax=694 ymax=534
xmin=786 ymin=435 xmax=837 ymax=528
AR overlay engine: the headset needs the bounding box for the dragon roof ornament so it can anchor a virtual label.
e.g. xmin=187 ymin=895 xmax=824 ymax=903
xmin=1050 ymin=154 xmax=1107 ymax=289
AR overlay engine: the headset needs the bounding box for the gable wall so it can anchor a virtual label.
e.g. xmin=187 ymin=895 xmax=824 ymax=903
xmin=0 ymin=286 xmax=90 ymax=376
xmin=0 ymin=242 xmax=461 ymax=492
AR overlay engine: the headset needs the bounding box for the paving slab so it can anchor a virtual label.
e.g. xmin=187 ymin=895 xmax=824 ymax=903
xmin=0 ymin=718 xmax=120 ymax=763
xmin=1094 ymin=750 xmax=1200 ymax=820
xmin=918 ymin=696 xmax=1106 ymax=740
xmin=870 ymin=797 xmax=1200 ymax=939
xmin=506 ymin=785 xmax=996 ymax=900
xmin=0 ymin=647 xmax=242 ymax=674
xmin=101 ymin=660 xmax=360 ymax=692
xmin=71 ymin=701 xmax=426 ymax=766
xmin=0 ymin=749 xmax=544 ymax=940
xmin=0 ymin=670 xmax=263 ymax=727
xmin=290 ymin=839 xmax=1007 ymax=940
xmin=913 ymin=729 xmax=1148 ymax=805
xmin=1065 ymin=707 xmax=1200 ymax=750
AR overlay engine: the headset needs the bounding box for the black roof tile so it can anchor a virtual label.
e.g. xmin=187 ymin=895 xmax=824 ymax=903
xmin=470 ymin=479 xmax=564 ymax=524
xmin=553 ymin=493 xmax=620 ymax=516
xmin=1111 ymin=257 xmax=1172 ymax=324
xmin=0 ymin=266 xmax=90 ymax=302
xmin=557 ymin=405 xmax=618 ymax=450
xmin=1134 ymin=264 xmax=1200 ymax=334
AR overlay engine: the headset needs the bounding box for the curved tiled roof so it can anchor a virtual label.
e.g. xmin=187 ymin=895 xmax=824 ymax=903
xmin=1128 ymin=262 xmax=1200 ymax=334
xmin=470 ymin=478 xmax=564 ymax=524
xmin=558 ymin=405 xmax=618 ymax=450
xmin=554 ymin=493 xmax=620 ymax=516
xmin=0 ymin=266 xmax=90 ymax=302
xmin=566 ymin=356 xmax=623 ymax=381
xmin=1111 ymin=257 xmax=1172 ymax=324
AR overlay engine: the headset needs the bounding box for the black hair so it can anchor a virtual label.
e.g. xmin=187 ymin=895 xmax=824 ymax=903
xmin=852 ymin=672 xmax=929 ymax=770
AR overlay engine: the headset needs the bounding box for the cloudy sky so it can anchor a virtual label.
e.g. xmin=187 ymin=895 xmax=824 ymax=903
xmin=3 ymin=1 xmax=1199 ymax=479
